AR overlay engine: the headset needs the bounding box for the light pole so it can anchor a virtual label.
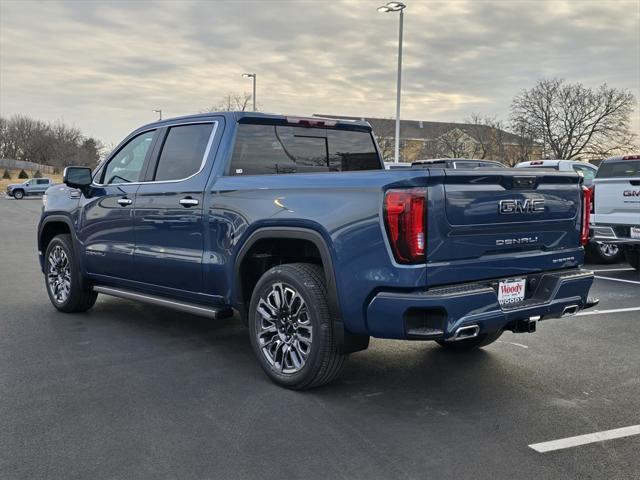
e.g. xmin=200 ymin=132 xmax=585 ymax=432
xmin=152 ymin=109 xmax=162 ymax=120
xmin=242 ymin=73 xmax=257 ymax=111
xmin=377 ymin=1 xmax=406 ymax=163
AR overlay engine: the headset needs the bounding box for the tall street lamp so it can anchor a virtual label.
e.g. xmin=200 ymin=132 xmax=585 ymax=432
xmin=242 ymin=73 xmax=257 ymax=111
xmin=152 ymin=109 xmax=162 ymax=120
xmin=377 ymin=1 xmax=406 ymax=163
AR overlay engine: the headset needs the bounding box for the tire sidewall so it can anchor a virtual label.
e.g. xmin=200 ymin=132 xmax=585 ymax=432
xmin=248 ymin=266 xmax=329 ymax=388
xmin=13 ymin=190 xmax=24 ymax=199
xmin=44 ymin=235 xmax=77 ymax=310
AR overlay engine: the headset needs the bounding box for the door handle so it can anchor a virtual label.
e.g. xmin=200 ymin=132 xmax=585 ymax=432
xmin=117 ymin=197 xmax=133 ymax=206
xmin=179 ymin=197 xmax=199 ymax=207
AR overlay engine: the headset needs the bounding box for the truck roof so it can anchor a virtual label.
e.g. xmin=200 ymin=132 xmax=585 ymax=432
xmin=137 ymin=112 xmax=372 ymax=132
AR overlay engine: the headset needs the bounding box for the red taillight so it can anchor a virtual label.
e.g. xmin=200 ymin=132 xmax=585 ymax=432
xmin=589 ymin=185 xmax=595 ymax=214
xmin=580 ymin=185 xmax=592 ymax=246
xmin=384 ymin=188 xmax=426 ymax=263
xmin=622 ymin=154 xmax=640 ymax=160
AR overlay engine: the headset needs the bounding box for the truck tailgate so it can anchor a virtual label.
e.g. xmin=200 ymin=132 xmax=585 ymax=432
xmin=426 ymin=169 xmax=583 ymax=286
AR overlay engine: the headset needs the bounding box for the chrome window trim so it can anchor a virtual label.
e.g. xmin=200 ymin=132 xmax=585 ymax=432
xmin=93 ymin=121 xmax=218 ymax=187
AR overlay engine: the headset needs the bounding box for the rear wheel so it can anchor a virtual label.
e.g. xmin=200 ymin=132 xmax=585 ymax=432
xmin=13 ymin=189 xmax=24 ymax=199
xmin=586 ymin=241 xmax=623 ymax=264
xmin=625 ymin=248 xmax=640 ymax=271
xmin=436 ymin=330 xmax=503 ymax=351
xmin=248 ymin=263 xmax=345 ymax=389
xmin=44 ymin=234 xmax=97 ymax=313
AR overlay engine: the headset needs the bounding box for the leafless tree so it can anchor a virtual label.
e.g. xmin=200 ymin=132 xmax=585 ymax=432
xmin=432 ymin=128 xmax=470 ymax=158
xmin=202 ymin=92 xmax=255 ymax=112
xmin=464 ymin=114 xmax=507 ymax=161
xmin=510 ymin=78 xmax=637 ymax=160
xmin=367 ymin=118 xmax=396 ymax=161
xmin=0 ymin=115 xmax=102 ymax=168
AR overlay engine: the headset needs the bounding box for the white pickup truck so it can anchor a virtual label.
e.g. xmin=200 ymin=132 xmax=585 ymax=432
xmin=592 ymin=154 xmax=640 ymax=270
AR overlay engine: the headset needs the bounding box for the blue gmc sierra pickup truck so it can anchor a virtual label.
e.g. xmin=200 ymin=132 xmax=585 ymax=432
xmin=38 ymin=112 xmax=597 ymax=389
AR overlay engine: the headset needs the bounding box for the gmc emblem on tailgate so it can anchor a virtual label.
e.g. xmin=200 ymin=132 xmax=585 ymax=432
xmin=499 ymin=198 xmax=545 ymax=214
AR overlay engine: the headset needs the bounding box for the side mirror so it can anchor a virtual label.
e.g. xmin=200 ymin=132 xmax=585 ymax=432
xmin=63 ymin=167 xmax=93 ymax=193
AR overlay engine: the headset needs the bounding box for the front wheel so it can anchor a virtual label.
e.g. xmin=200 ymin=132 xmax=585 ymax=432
xmin=248 ymin=263 xmax=345 ymax=389
xmin=13 ymin=189 xmax=24 ymax=199
xmin=44 ymin=234 xmax=97 ymax=313
xmin=436 ymin=330 xmax=503 ymax=351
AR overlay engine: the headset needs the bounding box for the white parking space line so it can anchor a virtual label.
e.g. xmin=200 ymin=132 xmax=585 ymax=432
xmin=591 ymin=268 xmax=635 ymax=273
xmin=529 ymin=425 xmax=640 ymax=453
xmin=577 ymin=306 xmax=640 ymax=317
xmin=594 ymin=275 xmax=640 ymax=285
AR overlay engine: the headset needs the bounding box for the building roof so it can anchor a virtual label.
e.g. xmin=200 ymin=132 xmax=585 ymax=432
xmin=313 ymin=114 xmax=523 ymax=145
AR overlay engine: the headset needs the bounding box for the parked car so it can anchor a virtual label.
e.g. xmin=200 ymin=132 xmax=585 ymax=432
xmin=38 ymin=112 xmax=596 ymax=389
xmin=591 ymin=154 xmax=640 ymax=270
xmin=412 ymin=158 xmax=506 ymax=168
xmin=515 ymin=160 xmax=621 ymax=263
xmin=6 ymin=178 xmax=53 ymax=199
xmin=515 ymin=160 xmax=597 ymax=186
xmin=384 ymin=161 xmax=412 ymax=169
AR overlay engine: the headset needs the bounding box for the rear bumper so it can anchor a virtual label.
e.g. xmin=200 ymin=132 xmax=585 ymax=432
xmin=592 ymin=225 xmax=640 ymax=245
xmin=365 ymin=269 xmax=595 ymax=340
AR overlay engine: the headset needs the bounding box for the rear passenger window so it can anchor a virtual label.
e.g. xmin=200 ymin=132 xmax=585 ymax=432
xmin=229 ymin=124 xmax=380 ymax=175
xmin=37 ymin=179 xmax=49 ymax=184
xmin=154 ymin=123 xmax=214 ymax=181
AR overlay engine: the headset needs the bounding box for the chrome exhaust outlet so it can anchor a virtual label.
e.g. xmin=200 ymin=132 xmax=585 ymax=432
xmin=561 ymin=305 xmax=579 ymax=317
xmin=452 ymin=324 xmax=480 ymax=341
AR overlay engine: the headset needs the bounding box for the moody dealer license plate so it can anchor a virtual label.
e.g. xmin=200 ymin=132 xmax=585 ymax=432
xmin=498 ymin=278 xmax=526 ymax=306
xmin=631 ymin=227 xmax=640 ymax=239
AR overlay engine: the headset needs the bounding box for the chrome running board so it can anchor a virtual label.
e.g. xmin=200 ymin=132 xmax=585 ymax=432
xmin=93 ymin=286 xmax=233 ymax=319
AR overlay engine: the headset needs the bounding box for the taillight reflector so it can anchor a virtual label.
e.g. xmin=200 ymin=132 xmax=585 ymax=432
xmin=581 ymin=186 xmax=592 ymax=246
xmin=384 ymin=188 xmax=426 ymax=263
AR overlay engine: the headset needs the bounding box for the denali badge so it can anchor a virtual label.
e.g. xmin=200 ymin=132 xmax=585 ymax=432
xmin=499 ymin=198 xmax=545 ymax=214
xmin=496 ymin=236 xmax=539 ymax=246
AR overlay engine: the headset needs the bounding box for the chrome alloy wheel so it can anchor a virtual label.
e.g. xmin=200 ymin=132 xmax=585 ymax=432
xmin=256 ymin=282 xmax=313 ymax=374
xmin=47 ymin=245 xmax=71 ymax=304
xmin=598 ymin=242 xmax=619 ymax=258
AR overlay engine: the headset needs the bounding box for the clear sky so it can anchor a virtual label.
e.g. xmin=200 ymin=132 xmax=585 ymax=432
xmin=1 ymin=0 xmax=638 ymax=146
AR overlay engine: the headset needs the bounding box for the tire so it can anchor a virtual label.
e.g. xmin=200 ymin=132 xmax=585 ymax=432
xmin=248 ymin=263 xmax=345 ymax=389
xmin=13 ymin=189 xmax=24 ymax=199
xmin=436 ymin=330 xmax=503 ymax=351
xmin=44 ymin=234 xmax=97 ymax=313
xmin=625 ymin=248 xmax=640 ymax=271
xmin=586 ymin=241 xmax=624 ymax=264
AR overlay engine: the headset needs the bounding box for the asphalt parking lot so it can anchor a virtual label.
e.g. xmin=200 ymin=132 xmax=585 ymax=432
xmin=1 ymin=197 xmax=639 ymax=480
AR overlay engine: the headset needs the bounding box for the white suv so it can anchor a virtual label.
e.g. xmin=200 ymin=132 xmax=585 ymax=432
xmin=592 ymin=155 xmax=640 ymax=270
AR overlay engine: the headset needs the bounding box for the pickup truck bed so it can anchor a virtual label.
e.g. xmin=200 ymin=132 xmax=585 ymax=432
xmin=38 ymin=112 xmax=596 ymax=388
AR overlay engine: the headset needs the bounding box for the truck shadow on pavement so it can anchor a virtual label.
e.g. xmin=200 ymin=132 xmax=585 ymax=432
xmin=82 ymin=296 xmax=520 ymax=411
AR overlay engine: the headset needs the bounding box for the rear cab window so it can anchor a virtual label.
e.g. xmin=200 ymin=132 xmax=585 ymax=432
xmin=229 ymin=123 xmax=382 ymax=175
xmin=596 ymin=160 xmax=640 ymax=178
